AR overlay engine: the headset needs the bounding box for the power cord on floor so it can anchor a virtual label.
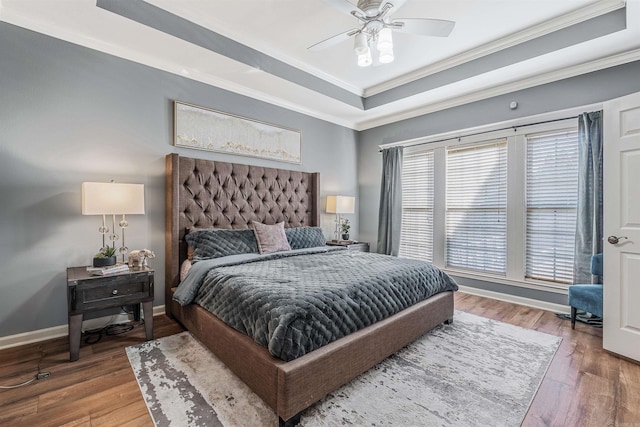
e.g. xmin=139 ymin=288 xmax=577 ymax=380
xmin=0 ymin=376 xmax=37 ymax=389
xmin=83 ymin=319 xmax=143 ymax=345
xmin=0 ymin=348 xmax=50 ymax=389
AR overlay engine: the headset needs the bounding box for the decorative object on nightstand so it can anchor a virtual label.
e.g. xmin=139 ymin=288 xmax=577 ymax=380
xmin=128 ymin=248 xmax=156 ymax=268
xmin=66 ymin=266 xmax=154 ymax=361
xmin=82 ymin=181 xmax=145 ymax=265
xmin=340 ymin=218 xmax=351 ymax=241
xmin=326 ymin=195 xmax=355 ymax=241
xmin=92 ymin=245 xmax=117 ymax=267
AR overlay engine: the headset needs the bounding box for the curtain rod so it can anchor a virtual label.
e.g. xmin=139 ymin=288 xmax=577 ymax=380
xmin=378 ymin=115 xmax=579 ymax=152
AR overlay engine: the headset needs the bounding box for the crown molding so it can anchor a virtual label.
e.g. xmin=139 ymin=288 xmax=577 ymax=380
xmin=1 ymin=0 xmax=636 ymax=132
xmin=0 ymin=4 xmax=359 ymax=129
xmin=354 ymin=47 xmax=640 ymax=131
xmin=142 ymin=1 xmax=366 ymax=97
xmin=363 ymin=0 xmax=627 ymax=97
xmin=379 ymin=103 xmax=602 ymax=151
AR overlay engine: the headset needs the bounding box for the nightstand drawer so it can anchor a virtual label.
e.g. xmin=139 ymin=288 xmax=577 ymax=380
xmin=68 ymin=269 xmax=154 ymax=313
xmin=79 ymin=280 xmax=149 ymax=306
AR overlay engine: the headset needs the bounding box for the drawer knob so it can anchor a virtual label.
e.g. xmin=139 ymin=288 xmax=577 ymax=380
xmin=112 ymin=289 xmax=118 ymax=295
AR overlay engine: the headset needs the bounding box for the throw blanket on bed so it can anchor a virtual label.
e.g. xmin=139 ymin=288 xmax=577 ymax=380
xmin=176 ymin=248 xmax=458 ymax=361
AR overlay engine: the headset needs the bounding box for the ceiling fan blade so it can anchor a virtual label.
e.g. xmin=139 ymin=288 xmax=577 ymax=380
xmin=390 ymin=18 xmax=455 ymax=37
xmin=321 ymin=0 xmax=367 ymax=19
xmin=307 ymin=28 xmax=360 ymax=51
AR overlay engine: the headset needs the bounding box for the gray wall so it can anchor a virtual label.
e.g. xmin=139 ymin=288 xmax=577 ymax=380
xmin=358 ymin=60 xmax=640 ymax=304
xmin=0 ymin=23 xmax=358 ymax=337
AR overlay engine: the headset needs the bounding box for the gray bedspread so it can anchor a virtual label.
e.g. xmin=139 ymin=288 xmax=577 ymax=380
xmin=176 ymin=248 xmax=458 ymax=361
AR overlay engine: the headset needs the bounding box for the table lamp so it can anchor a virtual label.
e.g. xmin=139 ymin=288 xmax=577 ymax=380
xmin=82 ymin=181 xmax=145 ymax=263
xmin=326 ymin=195 xmax=355 ymax=241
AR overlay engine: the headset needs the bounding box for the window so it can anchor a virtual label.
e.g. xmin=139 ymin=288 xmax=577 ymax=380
xmin=399 ymin=151 xmax=434 ymax=261
xmin=446 ymin=141 xmax=507 ymax=274
xmin=525 ymin=130 xmax=579 ymax=283
xmin=397 ymin=119 xmax=579 ymax=290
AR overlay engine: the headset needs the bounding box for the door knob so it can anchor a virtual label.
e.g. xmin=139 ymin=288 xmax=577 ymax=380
xmin=607 ymin=235 xmax=628 ymax=244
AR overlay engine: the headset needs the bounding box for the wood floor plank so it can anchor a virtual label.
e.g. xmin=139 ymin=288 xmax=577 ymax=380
xmin=21 ymin=382 xmax=141 ymax=427
xmin=580 ymin=335 xmax=620 ymax=381
xmin=0 ymin=396 xmax=39 ymax=425
xmin=618 ymin=357 xmax=640 ymax=423
xmin=90 ymin=400 xmax=152 ymax=426
xmin=564 ymin=371 xmax=617 ymax=427
xmin=522 ymin=378 xmax=572 ymax=427
xmin=58 ymin=415 xmax=91 ymax=427
xmin=1 ymin=296 xmax=639 ymax=427
xmin=544 ymin=338 xmax=583 ymax=388
xmin=117 ymin=414 xmax=154 ymax=427
xmin=36 ymin=367 xmax=135 ymax=411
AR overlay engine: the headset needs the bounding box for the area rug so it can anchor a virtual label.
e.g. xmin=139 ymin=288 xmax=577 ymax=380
xmin=126 ymin=311 xmax=561 ymax=427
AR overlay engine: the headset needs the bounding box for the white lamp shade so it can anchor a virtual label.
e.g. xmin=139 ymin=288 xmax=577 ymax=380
xmin=357 ymin=49 xmax=373 ymax=67
xmin=82 ymin=182 xmax=145 ymax=215
xmin=379 ymin=48 xmax=394 ymax=64
xmin=326 ymin=195 xmax=355 ymax=214
xmin=377 ymin=28 xmax=393 ymax=51
xmin=354 ymin=32 xmax=369 ymax=56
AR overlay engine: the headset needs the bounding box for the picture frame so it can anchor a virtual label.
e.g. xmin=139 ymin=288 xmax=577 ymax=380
xmin=174 ymin=101 xmax=302 ymax=164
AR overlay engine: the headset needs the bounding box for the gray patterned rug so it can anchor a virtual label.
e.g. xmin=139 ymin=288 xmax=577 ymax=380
xmin=126 ymin=311 xmax=561 ymax=427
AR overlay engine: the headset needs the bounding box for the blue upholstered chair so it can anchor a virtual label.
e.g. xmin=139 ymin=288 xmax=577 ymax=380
xmin=568 ymin=253 xmax=603 ymax=329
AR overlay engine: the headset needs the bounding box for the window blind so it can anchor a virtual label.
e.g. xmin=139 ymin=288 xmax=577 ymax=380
xmin=399 ymin=150 xmax=434 ymax=262
xmin=446 ymin=141 xmax=507 ymax=274
xmin=525 ymin=130 xmax=578 ymax=284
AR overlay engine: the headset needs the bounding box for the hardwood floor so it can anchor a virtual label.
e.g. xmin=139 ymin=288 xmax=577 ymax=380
xmin=1 ymin=293 xmax=638 ymax=426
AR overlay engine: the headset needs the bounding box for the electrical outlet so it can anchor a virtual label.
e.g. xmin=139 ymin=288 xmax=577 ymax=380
xmin=36 ymin=372 xmax=51 ymax=380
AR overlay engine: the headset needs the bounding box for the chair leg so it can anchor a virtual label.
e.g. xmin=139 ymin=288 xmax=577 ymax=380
xmin=571 ymin=306 xmax=577 ymax=329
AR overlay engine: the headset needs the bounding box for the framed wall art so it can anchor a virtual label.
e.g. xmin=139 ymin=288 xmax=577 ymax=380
xmin=174 ymin=101 xmax=302 ymax=164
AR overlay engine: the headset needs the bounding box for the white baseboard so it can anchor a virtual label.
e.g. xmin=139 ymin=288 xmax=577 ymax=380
xmin=457 ymin=286 xmax=570 ymax=314
xmin=1 ymin=290 xmax=568 ymax=350
xmin=0 ymin=305 xmax=166 ymax=351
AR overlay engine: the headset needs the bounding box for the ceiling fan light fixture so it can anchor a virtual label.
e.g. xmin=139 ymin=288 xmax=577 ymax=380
xmin=357 ymin=49 xmax=373 ymax=67
xmin=379 ymin=48 xmax=394 ymax=64
xmin=377 ymin=27 xmax=393 ymax=51
xmin=354 ymin=32 xmax=369 ymax=56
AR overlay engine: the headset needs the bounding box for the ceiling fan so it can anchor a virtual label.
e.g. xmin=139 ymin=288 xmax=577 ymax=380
xmin=309 ymin=0 xmax=455 ymax=67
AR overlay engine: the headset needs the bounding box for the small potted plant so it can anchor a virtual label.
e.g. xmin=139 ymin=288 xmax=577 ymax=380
xmin=93 ymin=246 xmax=117 ymax=267
xmin=340 ymin=218 xmax=351 ymax=241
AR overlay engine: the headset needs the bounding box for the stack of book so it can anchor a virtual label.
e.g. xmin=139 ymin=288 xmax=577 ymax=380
xmin=86 ymin=263 xmax=130 ymax=276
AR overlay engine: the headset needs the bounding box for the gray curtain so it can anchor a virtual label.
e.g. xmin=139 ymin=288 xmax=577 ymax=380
xmin=377 ymin=146 xmax=403 ymax=255
xmin=574 ymin=111 xmax=603 ymax=284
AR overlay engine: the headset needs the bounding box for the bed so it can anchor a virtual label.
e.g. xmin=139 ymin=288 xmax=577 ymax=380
xmin=165 ymin=153 xmax=456 ymax=426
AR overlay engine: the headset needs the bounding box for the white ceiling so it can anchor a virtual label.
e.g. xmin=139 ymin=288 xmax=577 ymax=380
xmin=1 ymin=0 xmax=639 ymax=130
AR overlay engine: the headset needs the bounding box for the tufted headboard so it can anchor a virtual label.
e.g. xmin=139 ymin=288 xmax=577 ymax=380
xmin=165 ymin=153 xmax=320 ymax=316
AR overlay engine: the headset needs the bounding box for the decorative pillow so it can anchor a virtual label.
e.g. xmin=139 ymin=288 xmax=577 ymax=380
xmin=252 ymin=221 xmax=291 ymax=254
xmin=185 ymin=227 xmax=218 ymax=260
xmin=185 ymin=228 xmax=259 ymax=261
xmin=285 ymin=226 xmax=326 ymax=250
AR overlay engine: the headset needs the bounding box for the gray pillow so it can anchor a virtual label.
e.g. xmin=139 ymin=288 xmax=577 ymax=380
xmin=252 ymin=221 xmax=291 ymax=254
xmin=285 ymin=226 xmax=326 ymax=250
xmin=185 ymin=228 xmax=258 ymax=261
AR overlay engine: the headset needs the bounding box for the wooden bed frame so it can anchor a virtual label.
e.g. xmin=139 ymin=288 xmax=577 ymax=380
xmin=165 ymin=153 xmax=454 ymax=426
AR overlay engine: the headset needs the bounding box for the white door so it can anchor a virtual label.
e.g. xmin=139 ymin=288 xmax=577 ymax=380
xmin=603 ymin=91 xmax=640 ymax=362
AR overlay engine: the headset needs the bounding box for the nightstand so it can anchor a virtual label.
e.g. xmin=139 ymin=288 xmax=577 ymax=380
xmin=66 ymin=266 xmax=154 ymax=361
xmin=326 ymin=241 xmax=370 ymax=252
